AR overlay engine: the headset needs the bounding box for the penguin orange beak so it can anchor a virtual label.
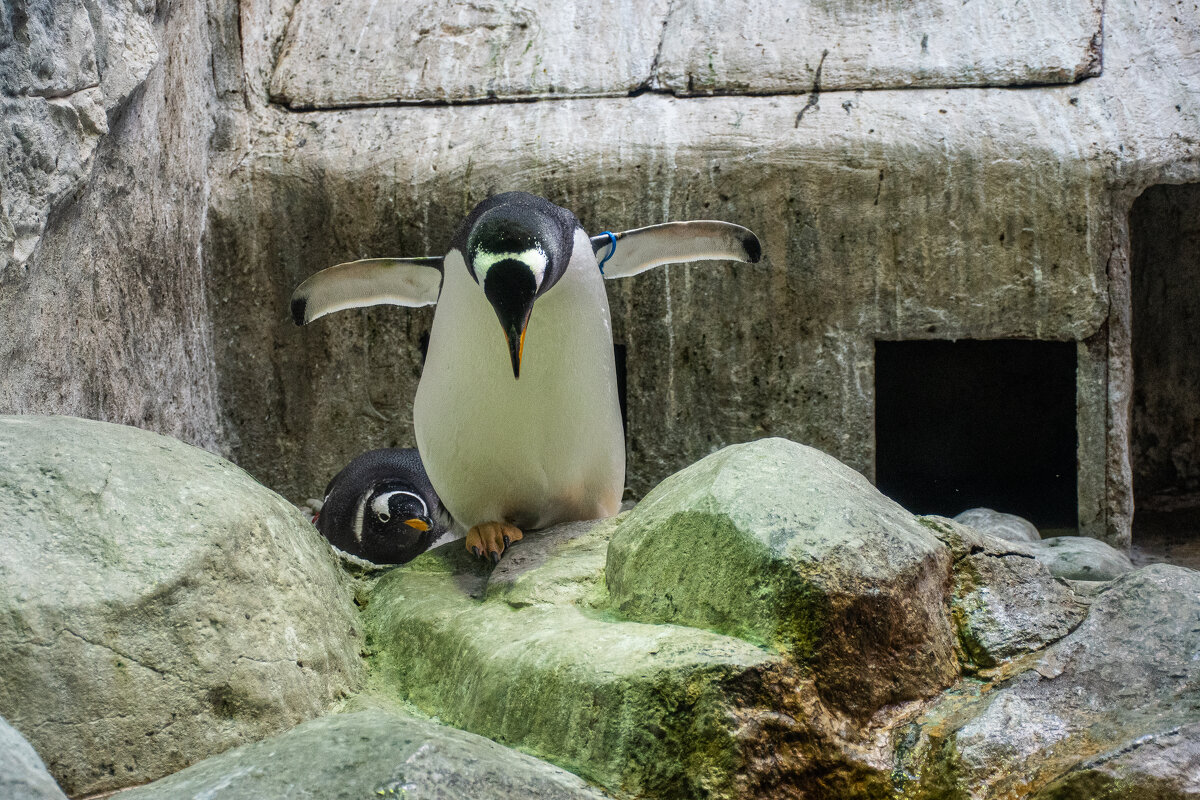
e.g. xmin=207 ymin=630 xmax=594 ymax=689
xmin=403 ymin=518 xmax=430 ymax=532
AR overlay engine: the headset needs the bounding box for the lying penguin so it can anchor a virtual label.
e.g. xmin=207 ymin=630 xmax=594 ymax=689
xmin=314 ymin=448 xmax=453 ymax=565
xmin=293 ymin=192 xmax=760 ymax=562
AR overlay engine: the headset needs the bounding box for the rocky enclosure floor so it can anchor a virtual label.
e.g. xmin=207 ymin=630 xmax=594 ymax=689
xmin=2 ymin=416 xmax=1198 ymax=800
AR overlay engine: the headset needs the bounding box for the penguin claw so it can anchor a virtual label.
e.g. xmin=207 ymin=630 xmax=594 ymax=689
xmin=465 ymin=521 xmax=524 ymax=562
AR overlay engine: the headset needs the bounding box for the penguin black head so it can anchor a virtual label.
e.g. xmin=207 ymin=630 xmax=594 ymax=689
xmin=315 ymin=448 xmax=451 ymax=565
xmin=453 ymin=192 xmax=579 ymax=379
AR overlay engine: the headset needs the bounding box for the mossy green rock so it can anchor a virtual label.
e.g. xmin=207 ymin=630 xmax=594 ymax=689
xmin=0 ymin=416 xmax=364 ymax=796
xmin=363 ymin=518 xmax=881 ymax=800
xmin=605 ymin=438 xmax=958 ymax=716
xmin=116 ymin=709 xmax=609 ymax=800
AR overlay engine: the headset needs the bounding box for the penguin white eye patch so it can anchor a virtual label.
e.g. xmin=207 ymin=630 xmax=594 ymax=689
xmin=472 ymin=245 xmax=549 ymax=290
xmin=371 ymin=491 xmax=429 ymax=521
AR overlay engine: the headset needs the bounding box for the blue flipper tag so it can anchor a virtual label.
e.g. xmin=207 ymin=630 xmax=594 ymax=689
xmin=597 ymin=231 xmax=617 ymax=275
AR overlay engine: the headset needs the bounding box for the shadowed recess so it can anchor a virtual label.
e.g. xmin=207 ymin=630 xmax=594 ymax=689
xmin=874 ymin=339 xmax=1078 ymax=530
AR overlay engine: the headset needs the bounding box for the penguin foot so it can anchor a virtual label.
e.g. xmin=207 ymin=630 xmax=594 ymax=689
xmin=466 ymin=522 xmax=523 ymax=562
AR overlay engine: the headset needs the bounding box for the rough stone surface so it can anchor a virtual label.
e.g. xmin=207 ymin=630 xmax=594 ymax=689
xmin=605 ymin=438 xmax=958 ymax=717
xmin=116 ymin=709 xmax=609 ymax=800
xmin=364 ymin=516 xmax=896 ymax=800
xmin=0 ymin=416 xmax=364 ymax=796
xmin=656 ymin=0 xmax=1103 ymax=95
xmin=270 ymin=0 xmax=669 ymax=108
xmin=269 ymin=0 xmax=1100 ymax=108
xmin=1034 ymin=721 xmax=1200 ymax=799
xmin=0 ymin=0 xmax=158 ymax=272
xmin=1026 ymin=535 xmax=1136 ymax=581
xmin=921 ymin=516 xmax=1087 ymax=670
xmin=953 ymin=507 xmax=1042 ymax=543
xmin=0 ymin=0 xmax=231 ymax=455
xmin=0 ymin=716 xmax=68 ymax=800
xmin=899 ymin=565 xmax=1200 ymax=799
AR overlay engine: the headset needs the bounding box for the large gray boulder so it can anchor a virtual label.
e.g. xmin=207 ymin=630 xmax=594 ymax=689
xmin=0 ymin=416 xmax=364 ymax=796
xmin=1025 ymin=535 xmax=1136 ymax=581
xmin=0 ymin=717 xmax=68 ymax=800
xmin=953 ymin=507 xmax=1042 ymax=543
xmin=605 ymin=438 xmax=959 ymax=717
xmin=900 ymin=564 xmax=1200 ymax=799
xmin=116 ymin=709 xmax=609 ymax=800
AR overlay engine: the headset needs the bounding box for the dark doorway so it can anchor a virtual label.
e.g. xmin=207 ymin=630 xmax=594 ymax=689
xmin=875 ymin=339 xmax=1078 ymax=531
xmin=1130 ymin=183 xmax=1200 ymax=566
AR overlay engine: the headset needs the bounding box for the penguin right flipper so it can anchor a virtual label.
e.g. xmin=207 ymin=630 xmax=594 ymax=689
xmin=589 ymin=221 xmax=762 ymax=279
xmin=291 ymin=257 xmax=445 ymax=326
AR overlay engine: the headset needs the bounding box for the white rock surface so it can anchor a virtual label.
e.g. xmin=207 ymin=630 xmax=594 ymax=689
xmin=269 ymin=0 xmax=1102 ymax=108
xmin=656 ymin=0 xmax=1103 ymax=94
xmin=0 ymin=716 xmax=68 ymax=800
xmin=270 ymin=0 xmax=668 ymax=107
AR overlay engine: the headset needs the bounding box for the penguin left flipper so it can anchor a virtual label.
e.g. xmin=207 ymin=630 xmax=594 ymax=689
xmin=589 ymin=221 xmax=762 ymax=279
xmin=465 ymin=521 xmax=524 ymax=563
xmin=291 ymin=257 xmax=445 ymax=326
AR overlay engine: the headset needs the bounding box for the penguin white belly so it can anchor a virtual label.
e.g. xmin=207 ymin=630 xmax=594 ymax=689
xmin=414 ymin=235 xmax=625 ymax=531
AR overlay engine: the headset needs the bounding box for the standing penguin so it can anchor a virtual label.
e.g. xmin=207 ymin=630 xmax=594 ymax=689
xmin=315 ymin=447 xmax=453 ymax=565
xmin=292 ymin=192 xmax=760 ymax=562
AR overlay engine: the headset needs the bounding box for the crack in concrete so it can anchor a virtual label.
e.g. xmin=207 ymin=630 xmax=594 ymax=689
xmin=794 ymin=50 xmax=828 ymax=127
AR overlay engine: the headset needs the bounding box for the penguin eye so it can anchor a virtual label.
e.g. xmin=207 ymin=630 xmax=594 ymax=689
xmin=376 ymin=511 xmax=391 ymax=523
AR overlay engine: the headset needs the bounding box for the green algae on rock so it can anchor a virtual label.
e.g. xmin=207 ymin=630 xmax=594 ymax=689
xmin=0 ymin=415 xmax=364 ymax=796
xmin=604 ymin=438 xmax=959 ymax=717
xmin=362 ymin=517 xmax=895 ymax=800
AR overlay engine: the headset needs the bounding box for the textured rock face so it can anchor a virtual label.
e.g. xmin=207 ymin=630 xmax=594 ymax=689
xmin=900 ymin=565 xmax=1200 ymax=799
xmin=0 ymin=0 xmax=225 ymax=455
xmin=655 ymin=0 xmax=1102 ymax=94
xmin=116 ymin=709 xmax=609 ymax=800
xmin=606 ymin=438 xmax=958 ymax=716
xmin=922 ymin=516 xmax=1087 ymax=670
xmin=270 ymin=0 xmax=1100 ymax=108
xmin=0 ymin=0 xmax=158 ymax=272
xmin=0 ymin=717 xmax=68 ymax=800
xmin=0 ymin=416 xmax=364 ymax=796
xmin=364 ymin=520 xmax=837 ymax=800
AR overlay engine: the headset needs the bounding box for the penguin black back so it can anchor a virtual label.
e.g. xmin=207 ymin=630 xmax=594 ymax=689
xmin=315 ymin=448 xmax=451 ymax=565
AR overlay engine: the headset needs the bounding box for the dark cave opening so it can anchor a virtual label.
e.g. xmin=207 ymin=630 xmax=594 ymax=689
xmin=1130 ymin=183 xmax=1200 ymax=553
xmin=875 ymin=339 xmax=1079 ymax=531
